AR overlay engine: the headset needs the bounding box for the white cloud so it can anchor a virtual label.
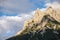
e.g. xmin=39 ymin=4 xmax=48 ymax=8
xmin=0 ymin=11 xmax=35 ymax=40
xmin=0 ymin=16 xmax=23 ymax=40
xmin=0 ymin=0 xmax=35 ymax=14
xmin=45 ymin=2 xmax=60 ymax=9
xmin=0 ymin=0 xmax=60 ymax=15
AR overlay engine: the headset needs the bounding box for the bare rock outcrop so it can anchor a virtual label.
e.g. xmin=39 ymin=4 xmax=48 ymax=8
xmin=7 ymin=7 xmax=60 ymax=40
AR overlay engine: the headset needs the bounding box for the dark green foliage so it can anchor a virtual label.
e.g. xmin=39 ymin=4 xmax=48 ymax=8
xmin=42 ymin=29 xmax=59 ymax=40
xmin=6 ymin=28 xmax=60 ymax=40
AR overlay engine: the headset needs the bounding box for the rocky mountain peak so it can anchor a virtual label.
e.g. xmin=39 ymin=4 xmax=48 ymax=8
xmin=6 ymin=7 xmax=60 ymax=40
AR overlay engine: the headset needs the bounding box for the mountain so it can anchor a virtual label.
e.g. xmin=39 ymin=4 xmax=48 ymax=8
xmin=6 ymin=7 xmax=60 ymax=40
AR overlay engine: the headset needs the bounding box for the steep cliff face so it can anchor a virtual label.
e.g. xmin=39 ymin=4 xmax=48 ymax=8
xmin=6 ymin=7 xmax=60 ymax=40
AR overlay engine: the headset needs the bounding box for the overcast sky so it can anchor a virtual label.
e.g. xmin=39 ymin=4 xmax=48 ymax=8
xmin=0 ymin=0 xmax=60 ymax=40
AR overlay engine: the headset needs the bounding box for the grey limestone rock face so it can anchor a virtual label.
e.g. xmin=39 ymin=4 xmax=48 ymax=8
xmin=6 ymin=7 xmax=60 ymax=40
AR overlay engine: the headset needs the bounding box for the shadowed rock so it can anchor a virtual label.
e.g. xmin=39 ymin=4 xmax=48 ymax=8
xmin=6 ymin=7 xmax=60 ymax=40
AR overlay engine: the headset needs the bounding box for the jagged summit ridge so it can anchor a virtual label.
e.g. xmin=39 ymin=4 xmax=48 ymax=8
xmin=16 ymin=7 xmax=60 ymax=35
xmin=6 ymin=7 xmax=60 ymax=40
